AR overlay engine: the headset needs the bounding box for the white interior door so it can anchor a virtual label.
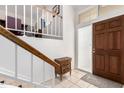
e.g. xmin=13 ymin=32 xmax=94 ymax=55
xmin=77 ymin=25 xmax=92 ymax=73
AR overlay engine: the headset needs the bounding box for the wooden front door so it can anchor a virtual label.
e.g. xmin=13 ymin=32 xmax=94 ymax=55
xmin=93 ymin=16 xmax=124 ymax=83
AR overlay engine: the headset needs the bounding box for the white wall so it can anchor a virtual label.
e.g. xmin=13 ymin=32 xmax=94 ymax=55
xmin=63 ymin=5 xmax=75 ymax=68
xmin=78 ymin=25 xmax=92 ymax=73
xmin=0 ymin=5 xmax=75 ymax=84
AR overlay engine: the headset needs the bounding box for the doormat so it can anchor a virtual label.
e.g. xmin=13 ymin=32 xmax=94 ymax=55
xmin=80 ymin=73 xmax=122 ymax=88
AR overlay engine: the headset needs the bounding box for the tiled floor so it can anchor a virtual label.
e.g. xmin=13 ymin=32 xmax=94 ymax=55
xmin=0 ymin=74 xmax=33 ymax=88
xmin=52 ymin=69 xmax=98 ymax=88
xmin=0 ymin=69 xmax=97 ymax=88
xmin=1 ymin=69 xmax=123 ymax=88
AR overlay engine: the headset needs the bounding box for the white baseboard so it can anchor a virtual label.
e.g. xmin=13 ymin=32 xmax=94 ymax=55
xmin=0 ymin=67 xmax=30 ymax=81
xmin=0 ymin=67 xmax=54 ymax=87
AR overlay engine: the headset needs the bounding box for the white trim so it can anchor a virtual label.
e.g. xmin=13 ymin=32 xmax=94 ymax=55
xmin=0 ymin=67 xmax=53 ymax=87
xmin=0 ymin=67 xmax=15 ymax=77
xmin=0 ymin=67 xmax=30 ymax=81
xmin=6 ymin=28 xmax=35 ymax=33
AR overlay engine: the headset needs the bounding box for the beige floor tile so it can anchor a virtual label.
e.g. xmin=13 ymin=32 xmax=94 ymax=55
xmin=8 ymin=80 xmax=23 ymax=87
xmin=69 ymin=84 xmax=80 ymax=88
xmin=87 ymin=84 xmax=98 ymax=88
xmin=54 ymin=84 xmax=65 ymax=88
xmin=71 ymin=70 xmax=77 ymax=76
xmin=76 ymin=80 xmax=91 ymax=88
xmin=72 ymin=69 xmax=87 ymax=76
xmin=77 ymin=71 xmax=87 ymax=76
xmin=72 ymin=73 xmax=84 ymax=79
xmin=68 ymin=76 xmax=80 ymax=84
xmin=55 ymin=73 xmax=71 ymax=81
xmin=60 ymin=80 xmax=74 ymax=88
xmin=0 ymin=76 xmax=6 ymax=80
xmin=71 ymin=69 xmax=87 ymax=79
xmin=22 ymin=83 xmax=33 ymax=88
xmin=42 ymin=79 xmax=58 ymax=88
xmin=122 ymin=85 xmax=124 ymax=88
xmin=0 ymin=74 xmax=33 ymax=88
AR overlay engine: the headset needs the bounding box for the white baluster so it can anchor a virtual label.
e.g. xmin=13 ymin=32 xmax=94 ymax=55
xmin=46 ymin=12 xmax=48 ymax=34
xmin=23 ymin=5 xmax=25 ymax=36
xmin=31 ymin=54 xmax=33 ymax=82
xmin=15 ymin=44 xmax=18 ymax=79
xmin=37 ymin=7 xmax=39 ymax=33
xmin=42 ymin=61 xmax=46 ymax=87
xmin=51 ymin=15 xmax=53 ymax=35
xmin=55 ymin=16 xmax=56 ymax=36
xmin=15 ymin=5 xmax=17 ymax=30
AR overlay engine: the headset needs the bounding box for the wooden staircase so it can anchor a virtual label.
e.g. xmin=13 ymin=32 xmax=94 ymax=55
xmin=0 ymin=25 xmax=60 ymax=70
xmin=0 ymin=25 xmax=61 ymax=87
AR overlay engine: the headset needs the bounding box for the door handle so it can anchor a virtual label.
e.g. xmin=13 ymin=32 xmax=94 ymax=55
xmin=93 ymin=50 xmax=95 ymax=53
xmin=93 ymin=48 xmax=95 ymax=51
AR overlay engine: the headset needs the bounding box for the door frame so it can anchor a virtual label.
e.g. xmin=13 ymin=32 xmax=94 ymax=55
xmin=75 ymin=22 xmax=93 ymax=72
xmin=74 ymin=14 xmax=124 ymax=71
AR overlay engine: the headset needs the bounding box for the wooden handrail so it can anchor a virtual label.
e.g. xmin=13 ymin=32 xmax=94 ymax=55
xmin=0 ymin=25 xmax=60 ymax=70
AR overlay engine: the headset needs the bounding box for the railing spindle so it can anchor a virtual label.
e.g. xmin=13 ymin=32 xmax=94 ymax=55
xmin=31 ymin=54 xmax=33 ymax=82
xmin=15 ymin=44 xmax=18 ymax=79
xmin=23 ymin=5 xmax=25 ymax=36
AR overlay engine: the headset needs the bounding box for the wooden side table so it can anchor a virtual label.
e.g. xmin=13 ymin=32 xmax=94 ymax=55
xmin=54 ymin=57 xmax=72 ymax=80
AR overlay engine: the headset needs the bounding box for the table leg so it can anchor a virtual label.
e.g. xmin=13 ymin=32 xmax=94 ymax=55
xmin=70 ymin=69 xmax=71 ymax=76
xmin=60 ymin=74 xmax=62 ymax=81
xmin=55 ymin=72 xmax=57 ymax=78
